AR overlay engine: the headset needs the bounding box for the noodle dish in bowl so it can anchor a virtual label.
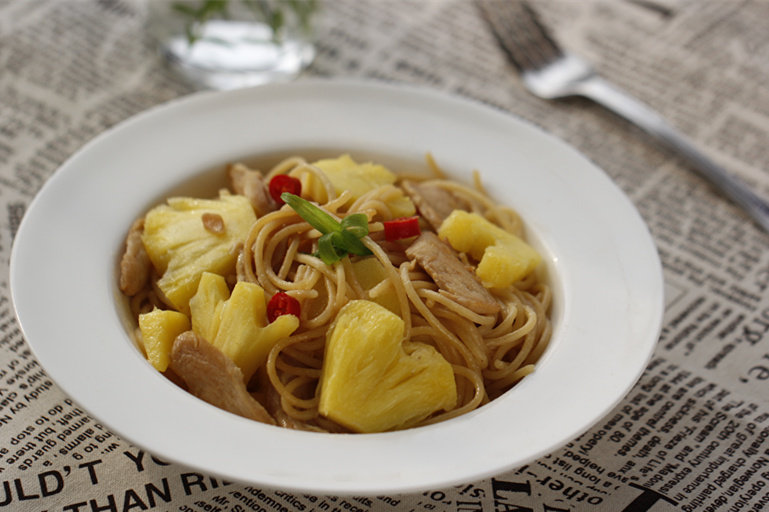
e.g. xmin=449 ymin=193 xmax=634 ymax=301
xmin=120 ymin=152 xmax=552 ymax=434
xmin=10 ymin=80 xmax=664 ymax=494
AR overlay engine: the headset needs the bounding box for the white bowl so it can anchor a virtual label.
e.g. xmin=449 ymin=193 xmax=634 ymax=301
xmin=10 ymin=80 xmax=663 ymax=495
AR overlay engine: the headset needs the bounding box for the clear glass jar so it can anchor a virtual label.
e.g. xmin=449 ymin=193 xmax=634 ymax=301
xmin=147 ymin=0 xmax=318 ymax=90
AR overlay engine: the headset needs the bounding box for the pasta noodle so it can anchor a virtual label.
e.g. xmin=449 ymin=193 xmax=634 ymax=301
xmin=122 ymin=154 xmax=552 ymax=433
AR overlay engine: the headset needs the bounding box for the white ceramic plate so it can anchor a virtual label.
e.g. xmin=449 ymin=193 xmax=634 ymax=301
xmin=10 ymin=80 xmax=663 ymax=495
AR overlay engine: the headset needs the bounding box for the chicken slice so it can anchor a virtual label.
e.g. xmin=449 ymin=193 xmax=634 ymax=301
xmin=119 ymin=218 xmax=151 ymax=296
xmin=406 ymin=232 xmax=500 ymax=315
xmin=401 ymin=180 xmax=466 ymax=231
xmin=169 ymin=331 xmax=275 ymax=425
xmin=227 ymin=163 xmax=277 ymax=217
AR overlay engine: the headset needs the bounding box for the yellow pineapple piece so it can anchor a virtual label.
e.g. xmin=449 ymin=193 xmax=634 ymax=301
xmin=385 ymin=189 xmax=417 ymax=219
xmin=189 ymin=272 xmax=229 ymax=343
xmin=315 ymin=154 xmax=396 ymax=199
xmin=351 ymin=257 xmax=400 ymax=314
xmin=214 ymin=282 xmax=299 ymax=382
xmin=439 ymin=210 xmax=541 ymax=289
xmin=138 ymin=308 xmax=190 ymax=372
xmin=189 ymin=276 xmax=299 ymax=382
xmin=303 ymin=155 xmax=415 ymax=217
xmin=303 ymin=154 xmax=391 ymax=201
xmin=142 ymin=191 xmax=256 ymax=314
xmin=319 ymin=300 xmax=456 ymax=433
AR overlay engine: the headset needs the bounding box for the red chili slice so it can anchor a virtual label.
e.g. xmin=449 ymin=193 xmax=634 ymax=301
xmin=269 ymin=175 xmax=302 ymax=205
xmin=267 ymin=292 xmax=301 ymax=323
xmin=383 ymin=216 xmax=421 ymax=241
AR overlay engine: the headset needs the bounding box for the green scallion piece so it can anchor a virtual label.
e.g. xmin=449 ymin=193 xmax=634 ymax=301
xmin=281 ymin=193 xmax=372 ymax=264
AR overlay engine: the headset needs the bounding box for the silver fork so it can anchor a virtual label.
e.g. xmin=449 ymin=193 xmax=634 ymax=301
xmin=477 ymin=0 xmax=769 ymax=234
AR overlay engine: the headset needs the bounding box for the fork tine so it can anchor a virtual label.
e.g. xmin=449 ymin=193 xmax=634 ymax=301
xmin=476 ymin=0 xmax=563 ymax=72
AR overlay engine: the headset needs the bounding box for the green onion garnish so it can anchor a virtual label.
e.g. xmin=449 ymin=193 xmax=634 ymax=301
xmin=281 ymin=193 xmax=372 ymax=265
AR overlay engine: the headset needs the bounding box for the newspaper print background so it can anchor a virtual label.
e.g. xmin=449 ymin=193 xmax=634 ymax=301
xmin=1 ymin=0 xmax=769 ymax=510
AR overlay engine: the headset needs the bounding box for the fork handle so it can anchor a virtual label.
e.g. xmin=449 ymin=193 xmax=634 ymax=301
xmin=577 ymin=76 xmax=769 ymax=233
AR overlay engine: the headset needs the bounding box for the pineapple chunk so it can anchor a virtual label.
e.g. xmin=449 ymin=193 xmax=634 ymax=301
xmin=385 ymin=189 xmax=417 ymax=219
xmin=439 ymin=210 xmax=541 ymax=289
xmin=138 ymin=308 xmax=190 ymax=372
xmin=189 ymin=272 xmax=229 ymax=343
xmin=142 ymin=191 xmax=256 ymax=314
xmin=319 ymin=300 xmax=456 ymax=432
xmin=189 ymin=273 xmax=299 ymax=382
xmin=214 ymin=282 xmax=299 ymax=382
xmin=313 ymin=154 xmax=396 ymax=200
xmin=304 ymin=155 xmax=415 ymax=217
xmin=351 ymin=257 xmax=400 ymax=314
